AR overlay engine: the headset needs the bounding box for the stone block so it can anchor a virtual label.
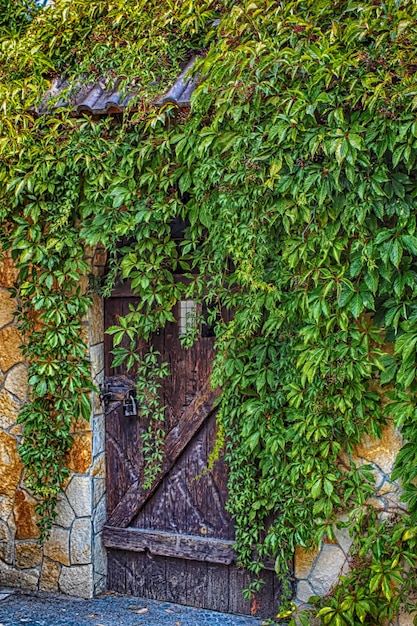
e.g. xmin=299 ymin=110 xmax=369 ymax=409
xmin=43 ymin=526 xmax=70 ymax=566
xmin=39 ymin=558 xmax=61 ymax=592
xmin=93 ymin=478 xmax=105 ymax=508
xmin=294 ymin=545 xmax=319 ymax=580
xmin=0 ymin=254 xmax=18 ymax=288
xmin=0 ymin=289 xmax=15 ymax=329
xmin=92 ymin=453 xmax=105 ymax=479
xmin=19 ymin=568 xmax=40 ymax=591
xmin=398 ymin=609 xmax=416 ymax=625
xmin=93 ymin=390 xmax=103 ymax=415
xmin=14 ymin=490 xmax=39 ymax=540
xmin=59 ymin=564 xmax=93 ymax=598
xmin=93 ymin=571 xmax=106 ymax=595
xmin=92 ymin=532 xmax=107 ymax=577
xmin=366 ymin=496 xmax=385 ymax=510
xmin=296 ymin=580 xmax=315 ymax=604
xmin=0 ymin=432 xmax=23 ymax=498
xmin=0 ymin=559 xmax=21 ymax=588
xmin=0 ymin=522 xmax=8 ymax=543
xmin=88 ymin=293 xmax=104 ymax=347
xmin=93 ymin=247 xmax=107 ymax=269
xmin=0 ymin=560 xmax=38 ymax=590
xmin=71 ymin=414 xmax=91 ymax=433
xmin=0 ymin=508 xmax=14 ymax=564
xmin=0 ymin=390 xmax=20 ymax=430
xmin=333 ymin=524 xmax=353 ymax=556
xmin=54 ymin=495 xmax=75 ymax=529
xmin=377 ymin=480 xmax=399 ymax=497
xmin=15 ymin=542 xmax=42 ymax=568
xmin=92 ymin=413 xmax=105 ymax=458
xmin=9 ymin=424 xmax=23 ymax=436
xmin=371 ymin=467 xmax=385 ymax=491
xmin=66 ymin=476 xmax=92 ymax=518
xmin=70 ymin=518 xmax=92 ymax=565
xmin=354 ymin=423 xmax=403 ymax=475
xmin=0 ymin=327 xmax=23 ymax=373
xmin=0 ymin=538 xmax=12 ymax=564
xmin=79 ymin=324 xmax=89 ymax=345
xmin=309 ymin=545 xmax=346 ymax=596
xmin=66 ymin=432 xmax=92 ymax=475
xmin=0 ymin=495 xmax=13 ymax=523
xmin=93 ymin=494 xmax=107 ymax=535
xmin=4 ymin=364 xmax=28 ymax=403
xmin=90 ymin=344 xmax=104 ymax=380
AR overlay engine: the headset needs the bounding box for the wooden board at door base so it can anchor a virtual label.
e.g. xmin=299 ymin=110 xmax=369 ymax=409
xmin=107 ymin=549 xmax=283 ymax=616
xmin=104 ymin=292 xmax=285 ymax=617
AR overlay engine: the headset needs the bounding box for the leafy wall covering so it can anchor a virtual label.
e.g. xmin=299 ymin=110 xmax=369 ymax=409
xmin=1 ymin=1 xmax=417 ymax=622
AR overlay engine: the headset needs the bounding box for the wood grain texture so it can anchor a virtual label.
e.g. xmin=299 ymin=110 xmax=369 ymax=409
xmin=104 ymin=292 xmax=284 ymax=616
xmin=107 ymin=384 xmax=220 ymax=528
xmin=107 ymin=548 xmax=280 ymax=618
xmin=103 ymin=526 xmax=236 ymax=565
xmin=165 ymin=557 xmax=188 ymax=605
xmin=186 ymin=560 xmax=208 ymax=608
xmin=205 ymin=563 xmax=230 ymax=612
xmin=105 ymin=403 xmax=144 ymax=516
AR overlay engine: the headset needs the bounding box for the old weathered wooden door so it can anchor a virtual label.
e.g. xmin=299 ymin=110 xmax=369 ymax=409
xmin=102 ymin=285 xmax=282 ymax=617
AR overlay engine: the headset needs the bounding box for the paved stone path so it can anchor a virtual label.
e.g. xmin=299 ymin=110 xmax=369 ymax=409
xmin=0 ymin=589 xmax=265 ymax=626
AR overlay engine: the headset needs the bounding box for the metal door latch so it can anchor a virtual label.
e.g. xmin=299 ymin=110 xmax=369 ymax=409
xmin=100 ymin=375 xmax=137 ymax=416
xmin=123 ymin=393 xmax=137 ymax=417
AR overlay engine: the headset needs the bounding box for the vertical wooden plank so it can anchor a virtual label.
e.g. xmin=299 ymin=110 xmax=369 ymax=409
xmin=185 ymin=560 xmax=207 ymax=608
xmin=107 ymin=549 xmax=127 ymax=594
xmin=163 ymin=303 xmax=187 ymax=431
xmin=204 ymin=414 xmax=234 ymax=540
xmin=105 ymin=404 xmax=143 ymax=515
xmin=135 ymin=481 xmax=167 ymax=530
xmin=105 ymin=296 xmax=141 ymax=376
xmin=184 ymin=315 xmax=200 ymax=409
xmin=205 ymin=563 xmax=230 ymax=613
xmin=228 ymin=565 xmax=252 ymax=615
xmin=164 ymin=455 xmax=188 ymax=534
xmin=185 ymin=418 xmax=207 ymax=536
xmin=131 ymin=552 xmax=147 ymax=597
xmin=134 ymin=325 xmax=166 ymax=530
xmin=254 ymin=571 xmax=278 ymax=619
xmin=124 ymin=551 xmax=135 ymax=596
xmin=165 ymin=557 xmax=188 ymax=605
xmin=143 ymin=553 xmax=167 ymax=601
xmin=272 ymin=571 xmax=286 ymax=617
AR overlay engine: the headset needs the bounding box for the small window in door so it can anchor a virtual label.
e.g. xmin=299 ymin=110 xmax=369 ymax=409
xmin=179 ymin=300 xmax=197 ymax=335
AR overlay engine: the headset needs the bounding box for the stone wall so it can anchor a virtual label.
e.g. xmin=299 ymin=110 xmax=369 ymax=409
xmin=294 ymin=421 xmax=413 ymax=625
xmin=0 ymin=251 xmax=106 ymax=597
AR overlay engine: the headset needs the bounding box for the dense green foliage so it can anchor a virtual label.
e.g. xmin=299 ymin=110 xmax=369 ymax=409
xmin=0 ymin=0 xmax=39 ymax=37
xmin=2 ymin=0 xmax=417 ymax=621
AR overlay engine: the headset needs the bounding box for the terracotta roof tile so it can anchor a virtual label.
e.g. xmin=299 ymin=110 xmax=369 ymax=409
xmin=36 ymin=57 xmax=196 ymax=115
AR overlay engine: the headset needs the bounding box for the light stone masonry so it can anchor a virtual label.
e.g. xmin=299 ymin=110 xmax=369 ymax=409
xmin=65 ymin=476 xmax=92 ymax=519
xmin=70 ymin=518 xmax=92 ymax=564
xmin=0 ymin=251 xmax=107 ymax=598
xmin=54 ymin=496 xmax=76 ymax=529
xmin=294 ymin=420 xmax=413 ymax=625
xmin=59 ymin=564 xmax=93 ymax=598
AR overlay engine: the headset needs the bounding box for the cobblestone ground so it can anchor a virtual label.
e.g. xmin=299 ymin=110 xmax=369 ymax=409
xmin=0 ymin=589 xmax=265 ymax=626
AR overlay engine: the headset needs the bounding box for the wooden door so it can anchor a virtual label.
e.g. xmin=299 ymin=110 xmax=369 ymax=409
xmin=102 ymin=285 xmax=283 ymax=617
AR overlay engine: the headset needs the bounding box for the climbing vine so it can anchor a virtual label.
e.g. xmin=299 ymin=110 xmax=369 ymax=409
xmin=2 ymin=0 xmax=417 ymax=621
